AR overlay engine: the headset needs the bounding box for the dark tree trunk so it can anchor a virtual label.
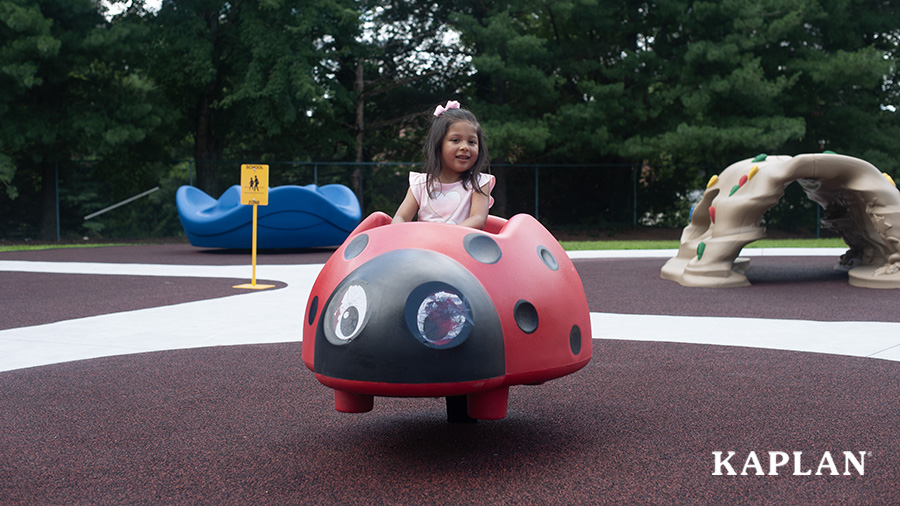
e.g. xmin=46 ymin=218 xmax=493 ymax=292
xmin=193 ymin=9 xmax=222 ymax=197
xmin=40 ymin=161 xmax=57 ymax=241
xmin=351 ymin=59 xmax=365 ymax=206
xmin=194 ymin=94 xmax=220 ymax=197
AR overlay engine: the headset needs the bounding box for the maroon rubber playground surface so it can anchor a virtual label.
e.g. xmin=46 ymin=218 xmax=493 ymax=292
xmin=1 ymin=244 xmax=898 ymax=505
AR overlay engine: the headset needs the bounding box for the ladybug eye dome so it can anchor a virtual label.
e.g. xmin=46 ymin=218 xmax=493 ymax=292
xmin=417 ymin=291 xmax=470 ymax=346
xmin=406 ymin=282 xmax=473 ymax=349
xmin=328 ymin=283 xmax=369 ymax=343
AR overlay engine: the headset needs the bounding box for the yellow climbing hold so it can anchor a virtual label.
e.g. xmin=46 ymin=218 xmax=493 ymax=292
xmin=884 ymin=172 xmax=897 ymax=188
xmin=706 ymin=175 xmax=719 ymax=188
xmin=748 ymin=165 xmax=759 ymax=180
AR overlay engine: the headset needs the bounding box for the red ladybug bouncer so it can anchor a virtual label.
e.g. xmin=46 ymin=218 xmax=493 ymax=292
xmin=302 ymin=212 xmax=592 ymax=421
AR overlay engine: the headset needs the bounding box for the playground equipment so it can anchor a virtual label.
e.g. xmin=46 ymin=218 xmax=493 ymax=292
xmin=661 ymin=153 xmax=900 ymax=288
xmin=176 ymin=184 xmax=361 ymax=249
xmin=302 ymin=212 xmax=592 ymax=420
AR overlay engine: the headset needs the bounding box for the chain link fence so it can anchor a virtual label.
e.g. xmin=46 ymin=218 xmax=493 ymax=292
xmin=0 ymin=159 xmax=825 ymax=242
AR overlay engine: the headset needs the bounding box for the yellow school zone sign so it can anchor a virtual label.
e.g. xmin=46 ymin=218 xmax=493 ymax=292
xmin=234 ymin=164 xmax=274 ymax=290
xmin=240 ymin=164 xmax=269 ymax=205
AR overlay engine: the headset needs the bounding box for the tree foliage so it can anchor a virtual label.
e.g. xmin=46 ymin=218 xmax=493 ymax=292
xmin=446 ymin=0 xmax=900 ymax=226
xmin=1 ymin=0 xmax=899 ymax=239
xmin=148 ymin=0 xmax=360 ymax=196
xmin=0 ymin=0 xmax=164 ymax=238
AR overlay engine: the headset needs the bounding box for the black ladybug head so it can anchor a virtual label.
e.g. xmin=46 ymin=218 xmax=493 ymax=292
xmin=311 ymin=248 xmax=504 ymax=384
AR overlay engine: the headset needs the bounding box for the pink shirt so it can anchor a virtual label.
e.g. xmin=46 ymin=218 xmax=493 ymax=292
xmin=409 ymin=172 xmax=495 ymax=224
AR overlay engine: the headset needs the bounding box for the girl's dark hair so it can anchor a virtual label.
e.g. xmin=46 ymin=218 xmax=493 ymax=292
xmin=422 ymin=106 xmax=490 ymax=196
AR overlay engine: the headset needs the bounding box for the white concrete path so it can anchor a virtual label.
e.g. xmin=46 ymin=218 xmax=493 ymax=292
xmin=2 ymin=248 xmax=899 ymax=372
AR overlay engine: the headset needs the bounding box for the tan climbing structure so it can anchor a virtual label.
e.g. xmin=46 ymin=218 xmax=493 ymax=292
xmin=661 ymin=153 xmax=900 ymax=288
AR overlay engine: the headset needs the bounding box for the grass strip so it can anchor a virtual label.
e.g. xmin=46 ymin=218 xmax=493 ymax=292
xmin=0 ymin=243 xmax=126 ymax=253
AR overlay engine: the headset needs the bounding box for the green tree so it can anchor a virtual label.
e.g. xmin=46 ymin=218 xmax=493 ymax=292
xmin=785 ymin=0 xmax=900 ymax=168
xmin=449 ymin=0 xmax=900 ymax=227
xmin=0 ymin=0 xmax=163 ymax=239
xmin=149 ymin=0 xmax=359 ymax=197
xmin=625 ymin=0 xmax=900 ymax=227
xmin=316 ymin=1 xmax=474 ymax=207
xmin=620 ymin=0 xmax=900 ymax=164
xmin=451 ymin=0 xmax=648 ymax=222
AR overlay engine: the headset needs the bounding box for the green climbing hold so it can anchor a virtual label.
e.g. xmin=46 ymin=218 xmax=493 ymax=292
xmin=752 ymin=153 xmax=768 ymax=162
xmin=697 ymin=241 xmax=706 ymax=260
xmin=729 ymin=184 xmax=740 ymax=196
xmin=824 ymin=150 xmax=836 ymax=154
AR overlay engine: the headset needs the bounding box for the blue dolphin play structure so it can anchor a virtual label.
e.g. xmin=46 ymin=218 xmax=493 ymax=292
xmin=176 ymin=184 xmax=362 ymax=249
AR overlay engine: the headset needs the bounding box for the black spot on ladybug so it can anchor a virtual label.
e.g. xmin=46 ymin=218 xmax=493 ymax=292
xmin=464 ymin=233 xmax=502 ymax=264
xmin=514 ymin=300 xmax=539 ymax=334
xmin=344 ymin=233 xmax=369 ymax=260
xmin=308 ymin=296 xmax=318 ymax=326
xmin=537 ymin=245 xmax=558 ymax=271
xmin=570 ymin=325 xmax=582 ymax=355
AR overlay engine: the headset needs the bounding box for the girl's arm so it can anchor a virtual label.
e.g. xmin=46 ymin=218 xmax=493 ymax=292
xmin=458 ymin=182 xmax=492 ymax=229
xmin=392 ymin=187 xmax=419 ymax=224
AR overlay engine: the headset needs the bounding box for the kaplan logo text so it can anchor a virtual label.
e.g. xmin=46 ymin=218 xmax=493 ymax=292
xmin=712 ymin=451 xmax=868 ymax=476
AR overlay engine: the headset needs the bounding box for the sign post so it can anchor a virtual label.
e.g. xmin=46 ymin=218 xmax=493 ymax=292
xmin=234 ymin=164 xmax=275 ymax=290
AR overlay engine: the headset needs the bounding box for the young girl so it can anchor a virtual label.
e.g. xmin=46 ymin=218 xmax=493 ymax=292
xmin=392 ymin=100 xmax=495 ymax=229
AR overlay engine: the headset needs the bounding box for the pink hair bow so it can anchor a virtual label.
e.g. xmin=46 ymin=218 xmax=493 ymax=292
xmin=433 ymin=100 xmax=460 ymax=117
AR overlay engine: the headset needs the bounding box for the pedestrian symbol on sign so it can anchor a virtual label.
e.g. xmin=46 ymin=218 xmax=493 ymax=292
xmin=240 ymin=164 xmax=269 ymax=205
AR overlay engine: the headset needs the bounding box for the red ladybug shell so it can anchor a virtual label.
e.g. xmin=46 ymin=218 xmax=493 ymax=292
xmin=302 ymin=212 xmax=592 ymax=419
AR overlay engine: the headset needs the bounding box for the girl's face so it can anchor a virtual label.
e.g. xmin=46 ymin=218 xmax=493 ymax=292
xmin=439 ymin=121 xmax=479 ymax=182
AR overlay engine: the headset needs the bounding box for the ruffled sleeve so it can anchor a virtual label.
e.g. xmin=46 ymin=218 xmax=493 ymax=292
xmin=477 ymin=173 xmax=496 ymax=209
xmin=408 ymin=172 xmax=427 ymax=206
